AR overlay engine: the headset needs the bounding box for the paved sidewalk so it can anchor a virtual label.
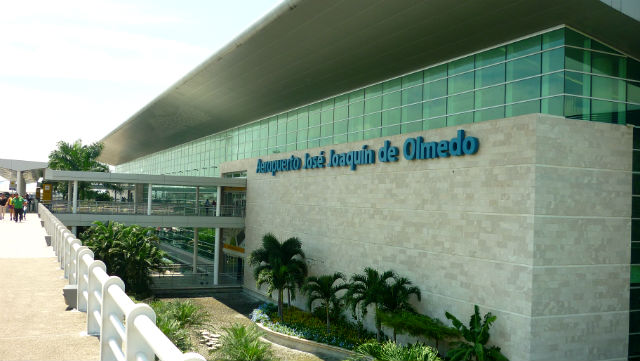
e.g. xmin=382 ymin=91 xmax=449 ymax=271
xmin=0 ymin=214 xmax=99 ymax=361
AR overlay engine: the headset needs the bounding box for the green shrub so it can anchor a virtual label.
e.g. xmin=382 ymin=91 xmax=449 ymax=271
xmin=349 ymin=340 xmax=442 ymax=361
xmin=155 ymin=317 xmax=191 ymax=351
xmin=445 ymin=305 xmax=508 ymax=361
xmin=212 ymin=323 xmax=277 ymax=361
xmin=150 ymin=299 xmax=208 ymax=352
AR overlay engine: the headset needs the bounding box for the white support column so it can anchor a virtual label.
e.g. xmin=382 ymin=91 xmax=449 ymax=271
xmin=214 ymin=186 xmax=222 ymax=285
xmin=193 ymin=228 xmax=199 ymax=273
xmin=72 ymin=226 xmax=77 ymax=236
xmin=16 ymin=171 xmax=25 ymax=195
xmin=195 ymin=186 xmax=200 ymax=216
xmin=67 ymin=181 xmax=72 ymax=209
xmin=147 ymin=184 xmax=152 ymax=215
xmin=72 ymin=180 xmax=78 ymax=214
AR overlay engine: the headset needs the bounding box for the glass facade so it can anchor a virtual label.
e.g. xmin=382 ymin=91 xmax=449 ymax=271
xmin=116 ymin=27 xmax=640 ymax=177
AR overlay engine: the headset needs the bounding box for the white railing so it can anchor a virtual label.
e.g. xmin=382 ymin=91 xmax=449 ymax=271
xmin=38 ymin=203 xmax=206 ymax=361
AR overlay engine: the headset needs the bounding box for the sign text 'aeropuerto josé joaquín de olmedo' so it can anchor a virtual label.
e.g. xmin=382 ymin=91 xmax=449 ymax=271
xmin=256 ymin=129 xmax=479 ymax=176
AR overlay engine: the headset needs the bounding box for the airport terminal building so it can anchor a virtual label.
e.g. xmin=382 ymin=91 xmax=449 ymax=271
xmin=97 ymin=1 xmax=640 ymax=360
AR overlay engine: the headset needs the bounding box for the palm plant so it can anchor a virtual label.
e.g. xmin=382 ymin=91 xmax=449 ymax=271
xmin=445 ymin=305 xmax=509 ymax=361
xmin=212 ymin=324 xmax=276 ymax=361
xmin=302 ymin=272 xmax=349 ymax=332
xmin=378 ymin=276 xmax=421 ymax=341
xmin=249 ymin=233 xmax=307 ymax=319
xmin=345 ymin=267 xmax=395 ymax=340
xmin=349 ymin=340 xmax=441 ymax=361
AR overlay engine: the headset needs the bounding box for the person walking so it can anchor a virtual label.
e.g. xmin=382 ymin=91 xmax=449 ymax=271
xmin=22 ymin=194 xmax=28 ymax=220
xmin=11 ymin=193 xmax=24 ymax=222
xmin=7 ymin=194 xmax=14 ymax=221
xmin=0 ymin=194 xmax=7 ymax=220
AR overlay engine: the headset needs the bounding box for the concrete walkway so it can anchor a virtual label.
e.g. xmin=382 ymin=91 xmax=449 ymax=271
xmin=0 ymin=213 xmax=99 ymax=361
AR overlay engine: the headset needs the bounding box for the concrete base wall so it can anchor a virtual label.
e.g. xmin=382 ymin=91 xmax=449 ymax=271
xmin=221 ymin=114 xmax=631 ymax=361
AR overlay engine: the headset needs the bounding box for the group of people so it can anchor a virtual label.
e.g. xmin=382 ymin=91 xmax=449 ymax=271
xmin=0 ymin=193 xmax=31 ymax=222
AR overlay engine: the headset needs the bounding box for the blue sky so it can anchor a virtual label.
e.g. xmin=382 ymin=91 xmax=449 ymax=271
xmin=0 ymin=0 xmax=282 ymax=189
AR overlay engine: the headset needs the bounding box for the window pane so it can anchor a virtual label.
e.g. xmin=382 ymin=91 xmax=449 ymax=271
xmin=322 ymin=98 xmax=334 ymax=111
xmin=365 ymin=97 xmax=382 ymax=114
xmin=333 ymin=134 xmax=347 ymax=145
xmin=334 ymin=119 xmax=348 ymax=134
xmin=565 ymin=71 xmax=591 ymax=96
xmin=321 ymin=124 xmax=333 ymax=137
xmin=592 ymin=75 xmax=626 ymax=101
xmin=297 ymin=113 xmax=308 ymax=129
xmin=592 ymin=52 xmax=626 ymax=78
xmin=402 ymin=72 xmax=423 ymax=88
xmin=319 ymin=137 xmax=332 ymax=146
xmin=591 ymin=100 xmax=626 ymax=124
xmin=334 ymin=105 xmax=348 ymax=121
xmin=542 ymin=28 xmax=564 ymax=49
xmin=629 ymin=104 xmax=640 ymax=126
xmin=476 ymin=85 xmax=505 ymax=108
xmin=449 ymin=56 xmax=474 ymax=75
xmin=383 ymin=78 xmax=401 ymax=93
xmin=542 ymin=48 xmax=564 ymax=73
xmin=447 ymin=112 xmax=473 ymax=126
xmin=474 ymin=107 xmax=504 ymax=122
xmin=541 ymin=96 xmax=564 ymax=116
xmin=402 ymin=121 xmax=422 ymax=134
xmin=348 ymin=116 xmax=364 ymax=132
xmin=348 ymin=131 xmax=363 ymax=142
xmin=349 ymin=89 xmax=365 ymax=102
xmin=424 ymin=116 xmax=446 ymax=130
xmin=382 ymin=92 xmax=401 ymax=109
xmin=424 ymin=64 xmax=447 ymax=82
xmin=309 ymin=112 xmax=321 ymax=126
xmin=287 ymin=118 xmax=297 ymax=132
xmin=402 ymin=86 xmax=422 ymax=105
xmin=382 ymin=108 xmax=401 ymax=126
xmin=506 ymin=77 xmax=540 ymax=103
xmin=476 ymin=63 xmax=505 ymax=87
xmin=308 ymin=126 xmax=320 ymax=139
xmin=448 ymin=72 xmax=474 ymax=94
xmin=542 ymin=73 xmax=564 ymax=96
xmin=507 ymin=35 xmax=541 ymax=59
xmin=564 ymin=96 xmax=590 ymax=120
xmin=350 ymin=100 xmax=364 ymax=117
xmin=506 ymin=99 xmax=540 ymax=117
xmin=402 ymin=103 xmax=422 ymax=123
xmin=307 ymin=139 xmax=319 ymax=148
xmin=321 ymin=110 xmax=333 ymax=124
xmin=297 ymin=129 xmax=307 ymax=142
xmin=565 ymin=48 xmax=590 ymax=72
xmin=366 ymin=84 xmax=382 ymax=98
xmin=286 ymin=132 xmax=296 ymax=144
xmin=335 ymin=94 xmax=349 ymax=107
xmin=506 ymin=53 xmax=541 ymax=81
xmin=476 ymin=47 xmax=505 ymax=68
xmin=565 ymin=28 xmax=590 ymax=48
xmin=424 ymin=98 xmax=446 ymax=119
xmin=424 ymin=79 xmax=447 ymax=99
xmin=629 ymin=82 xmax=640 ymax=103
xmin=364 ymin=128 xmax=380 ymax=140
xmin=629 ymin=59 xmax=640 ymax=82
xmin=381 ymin=125 xmax=400 ymax=137
xmin=364 ymin=113 xmax=381 ymax=130
xmin=448 ymin=92 xmax=474 ymax=113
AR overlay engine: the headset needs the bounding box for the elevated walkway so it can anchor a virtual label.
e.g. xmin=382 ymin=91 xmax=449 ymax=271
xmin=0 ymin=215 xmax=99 ymax=360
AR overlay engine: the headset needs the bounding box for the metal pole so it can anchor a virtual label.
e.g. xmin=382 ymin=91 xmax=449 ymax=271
xmin=195 ymin=186 xmax=200 ymax=216
xmin=193 ymin=228 xmax=199 ymax=273
xmin=67 ymin=181 xmax=72 ymax=210
xmin=147 ymin=184 xmax=152 ymax=215
xmin=214 ymin=186 xmax=222 ymax=285
xmin=72 ymin=180 xmax=78 ymax=214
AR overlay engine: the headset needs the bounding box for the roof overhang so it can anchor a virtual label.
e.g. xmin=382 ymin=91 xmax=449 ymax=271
xmin=0 ymin=159 xmax=48 ymax=183
xmin=99 ymin=0 xmax=640 ymax=165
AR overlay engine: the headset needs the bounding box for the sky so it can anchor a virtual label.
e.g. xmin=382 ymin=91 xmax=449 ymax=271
xmin=0 ymin=0 xmax=282 ymax=190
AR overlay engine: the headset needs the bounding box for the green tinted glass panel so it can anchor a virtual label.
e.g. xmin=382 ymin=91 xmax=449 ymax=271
xmin=592 ymin=76 xmax=626 ymax=101
xmin=506 ymin=54 xmax=541 ymax=81
xmin=564 ymin=96 xmax=590 ymax=120
xmin=476 ymin=47 xmax=505 ymax=67
xmin=591 ymin=100 xmax=626 ymax=123
xmin=449 ymin=72 xmax=474 ymax=94
xmin=268 ymin=118 xmax=277 ymax=136
xmin=321 ymin=124 xmax=333 ymax=137
xmin=286 ymin=132 xmax=296 ymax=144
xmin=308 ymin=126 xmax=320 ymax=139
xmin=565 ymin=48 xmax=590 ymax=72
xmin=629 ymin=82 xmax=640 ymax=103
xmin=382 ymin=92 xmax=401 ymax=109
xmin=350 ymin=100 xmax=364 ymax=117
xmin=476 ymin=63 xmax=505 ymax=87
xmin=448 ymin=112 xmax=473 ymax=126
xmin=424 ymin=64 xmax=447 ymax=81
xmin=424 ymin=116 xmax=446 ymax=130
xmin=591 ymin=39 xmax=618 ymax=54
xmin=309 ymin=112 xmax=321 ymax=126
xmin=448 ymin=56 xmax=474 ymax=75
xmin=592 ymin=52 xmax=626 ymax=77
xmin=348 ymin=116 xmax=363 ymax=132
xmin=364 ymin=128 xmax=380 ymax=140
xmin=506 ymin=77 xmax=540 ymax=103
xmin=541 ymin=96 xmax=564 ymax=116
xmin=474 ymin=107 xmax=504 ymax=122
xmin=349 ymin=89 xmax=365 ymax=101
xmin=383 ymin=78 xmax=401 ymax=93
xmin=542 ymin=48 xmax=564 ymax=72
xmin=424 ymin=98 xmax=446 ymax=118
xmin=507 ymin=35 xmax=540 ymax=59
xmin=565 ymin=28 xmax=590 ymax=48
xmin=365 ymin=97 xmax=382 ymax=113
xmin=308 ymin=139 xmax=319 ymax=148
xmin=333 ymin=134 xmax=347 ymax=144
xmin=335 ymin=94 xmax=349 ymax=107
xmin=322 ymin=98 xmax=334 ymax=111
xmin=424 ymin=79 xmax=447 ymax=99
xmin=319 ymin=137 xmax=332 ymax=146
xmin=381 ymin=125 xmax=400 ymax=137
xmin=286 ymin=143 xmax=296 ymax=152
xmin=506 ymin=99 xmax=539 ymax=117
xmin=334 ymin=120 xmax=348 ymax=134
xmin=287 ymin=119 xmax=297 ymax=132
xmin=365 ymin=84 xmax=382 ymax=98
xmin=268 ymin=136 xmax=276 ymax=147
xmin=321 ymin=110 xmax=333 ymax=124
xmin=334 ymin=106 xmax=348 ymax=121
xmin=402 ymin=72 xmax=423 ymax=88
xmin=297 ymin=129 xmax=307 ymax=142
xmin=297 ymin=141 xmax=307 ymax=150
xmin=476 ymin=85 xmax=505 ymax=108
xmin=297 ymin=113 xmax=308 ymax=129
xmin=542 ymin=73 xmax=564 ymax=96
xmin=448 ymin=92 xmax=474 ymax=113
xmin=364 ymin=113 xmax=381 ymax=130
xmin=402 ymin=86 xmax=422 ymax=105
xmin=402 ymin=103 xmax=422 ymax=123
xmin=277 ymin=133 xmax=286 ymax=145
xmin=629 ymin=59 xmax=640 ymax=82
xmin=382 ymin=109 xmax=401 ymax=126
xmin=542 ymin=28 xmax=564 ymax=49
xmin=277 ymin=116 xmax=287 ymax=134
xmin=565 ymin=71 xmax=591 ymax=96
xmin=402 ymin=121 xmax=422 ymax=134
xmin=348 ymin=131 xmax=363 ymax=142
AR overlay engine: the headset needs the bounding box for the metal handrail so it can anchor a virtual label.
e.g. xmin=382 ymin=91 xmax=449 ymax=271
xmin=41 ymin=200 xmax=245 ymax=217
xmin=38 ymin=204 xmax=206 ymax=361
